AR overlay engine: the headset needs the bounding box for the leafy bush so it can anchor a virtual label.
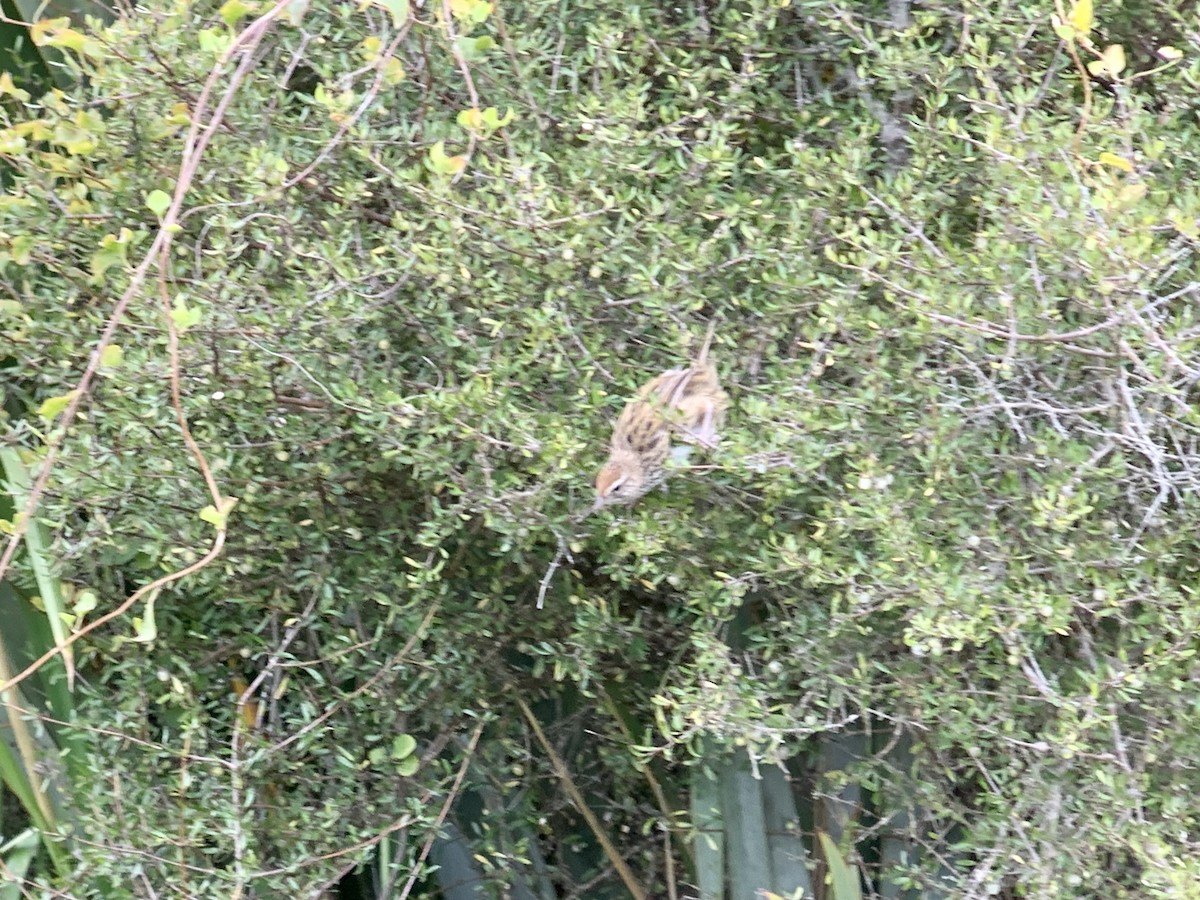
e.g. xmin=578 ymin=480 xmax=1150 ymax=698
xmin=1 ymin=0 xmax=1199 ymax=896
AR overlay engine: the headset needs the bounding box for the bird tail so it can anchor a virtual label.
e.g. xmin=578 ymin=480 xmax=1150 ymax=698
xmin=696 ymin=319 xmax=718 ymax=366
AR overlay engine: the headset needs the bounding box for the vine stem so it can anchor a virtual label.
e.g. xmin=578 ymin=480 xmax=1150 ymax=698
xmin=0 ymin=0 xmax=292 ymax=694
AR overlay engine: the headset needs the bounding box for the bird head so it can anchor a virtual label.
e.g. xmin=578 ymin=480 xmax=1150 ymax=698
xmin=593 ymin=451 xmax=648 ymax=509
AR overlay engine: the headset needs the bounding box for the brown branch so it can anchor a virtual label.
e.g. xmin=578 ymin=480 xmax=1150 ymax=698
xmin=396 ymin=720 xmax=486 ymax=900
xmin=512 ymin=692 xmax=650 ymax=900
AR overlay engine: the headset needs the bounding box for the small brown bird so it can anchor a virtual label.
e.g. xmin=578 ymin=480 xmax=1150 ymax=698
xmin=593 ymin=322 xmax=728 ymax=509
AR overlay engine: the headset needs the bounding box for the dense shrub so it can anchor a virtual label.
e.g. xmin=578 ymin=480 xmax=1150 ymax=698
xmin=1 ymin=0 xmax=1199 ymax=896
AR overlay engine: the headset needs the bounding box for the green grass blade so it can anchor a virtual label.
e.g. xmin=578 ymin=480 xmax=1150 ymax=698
xmin=0 ymin=447 xmax=75 ymax=692
xmin=818 ymin=832 xmax=863 ymax=900
xmin=690 ymin=757 xmax=724 ymax=900
xmin=0 ymin=829 xmax=41 ymax=900
xmin=721 ymin=752 xmax=772 ymax=899
xmin=761 ymin=765 xmax=813 ymax=898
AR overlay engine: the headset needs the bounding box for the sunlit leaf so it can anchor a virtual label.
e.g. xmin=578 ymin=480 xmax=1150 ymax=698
xmin=392 ymin=734 xmax=417 ymax=759
xmin=0 ymin=72 xmax=31 ymax=102
xmin=131 ymin=594 xmax=158 ymax=643
xmin=99 ymin=345 xmax=124 ymax=369
xmin=219 ymin=0 xmax=255 ymax=25
xmin=1087 ymin=44 xmax=1126 ymax=77
xmin=1097 ymin=152 xmax=1132 ymax=172
xmin=37 ymin=391 xmax=79 ymax=422
xmin=90 ymin=228 xmax=134 ymax=284
xmin=145 ymin=189 xmax=171 ymax=218
xmin=1068 ymin=0 xmax=1092 ymax=35
xmin=427 ymin=140 xmax=467 ymax=175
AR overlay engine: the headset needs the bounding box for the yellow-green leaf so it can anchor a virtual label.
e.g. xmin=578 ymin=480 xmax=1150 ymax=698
xmin=99 ymin=344 xmax=124 ymax=368
xmin=170 ymin=298 xmax=202 ymax=331
xmin=1169 ymin=212 xmax=1199 ymax=240
xmin=90 ymin=228 xmax=134 ymax=284
xmin=1068 ymin=0 xmax=1092 ymax=35
xmin=0 ymin=72 xmax=31 ymax=102
xmin=73 ymin=590 xmax=98 ymax=615
xmin=392 ymin=734 xmax=417 ymax=759
xmin=131 ymin=594 xmax=158 ymax=643
xmin=38 ymin=390 xmax=79 ymax=421
xmin=382 ymin=57 xmax=405 ymax=85
xmin=1097 ymin=151 xmax=1132 ymax=172
xmin=146 ymin=189 xmax=171 ymax=218
xmin=198 ymin=28 xmax=231 ymax=56
xmin=427 ymin=140 xmax=467 ymax=175
xmin=1157 ymin=46 xmax=1182 ymax=61
xmin=1118 ymin=182 xmax=1147 ymax=205
xmin=457 ymin=107 xmax=483 ymax=130
xmin=819 ymin=832 xmax=863 ymax=900
xmin=219 ymin=0 xmax=254 ymax=25
xmin=9 ymin=235 xmax=33 ymax=266
xmin=1050 ymin=14 xmax=1076 ymax=41
xmin=1087 ymin=44 xmax=1126 ymax=77
xmin=199 ymin=496 xmax=239 ymax=529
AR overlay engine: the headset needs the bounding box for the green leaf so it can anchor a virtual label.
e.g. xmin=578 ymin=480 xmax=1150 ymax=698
xmin=0 ymin=72 xmax=31 ymax=102
xmin=90 ymin=228 xmax=134 ymax=284
xmin=73 ymin=590 xmax=98 ymax=615
xmin=219 ymin=0 xmax=254 ymax=26
xmin=170 ymin=298 xmax=202 ymax=331
xmin=818 ymin=832 xmax=863 ymax=900
xmin=396 ymin=754 xmax=419 ymax=776
xmin=8 ymin=235 xmax=32 ymax=266
xmin=480 ymin=106 xmax=515 ymax=129
xmin=427 ymin=141 xmax=467 ymax=175
xmin=392 ymin=733 xmax=417 ymax=759
xmin=457 ymin=107 xmax=482 ymax=130
xmin=145 ymin=189 xmax=171 ymax=218
xmin=99 ymin=344 xmax=124 ymax=368
xmin=37 ymin=391 xmax=78 ymax=421
xmin=1050 ymin=15 xmax=1076 ymax=41
xmin=0 ymin=830 xmax=40 ymax=898
xmin=374 ymin=0 xmax=409 ymax=27
xmin=199 ymin=497 xmax=239 ymax=529
xmin=131 ymin=594 xmax=158 ymax=643
xmin=457 ymin=35 xmax=495 ymax=61
xmin=197 ymin=28 xmax=231 ymax=56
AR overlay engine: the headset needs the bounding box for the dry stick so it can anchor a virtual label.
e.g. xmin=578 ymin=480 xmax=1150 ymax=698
xmin=396 ymin=721 xmax=486 ymax=900
xmin=536 ymin=531 xmax=571 ymax=609
xmin=0 ymin=1 xmax=292 ymax=695
xmin=512 ymin=693 xmax=650 ymax=900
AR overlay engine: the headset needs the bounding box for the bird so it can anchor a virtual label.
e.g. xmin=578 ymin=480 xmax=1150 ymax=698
xmin=593 ymin=321 xmax=728 ymax=509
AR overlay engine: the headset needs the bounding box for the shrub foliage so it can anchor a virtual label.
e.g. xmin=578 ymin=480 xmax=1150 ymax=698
xmin=1 ymin=0 xmax=1199 ymax=896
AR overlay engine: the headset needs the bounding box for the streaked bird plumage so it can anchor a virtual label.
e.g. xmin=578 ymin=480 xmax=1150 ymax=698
xmin=594 ymin=322 xmax=727 ymax=508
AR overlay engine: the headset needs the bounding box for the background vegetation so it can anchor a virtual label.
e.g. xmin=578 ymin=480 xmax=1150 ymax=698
xmin=1 ymin=0 xmax=1199 ymax=897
